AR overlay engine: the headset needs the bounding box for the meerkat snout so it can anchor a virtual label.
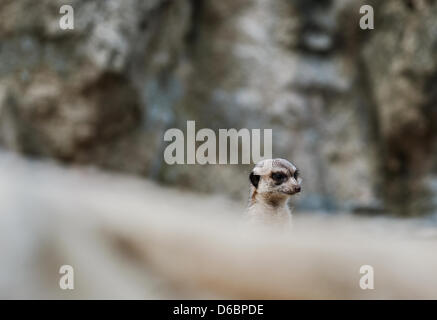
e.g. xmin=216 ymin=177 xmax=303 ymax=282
xmin=246 ymin=158 xmax=302 ymax=227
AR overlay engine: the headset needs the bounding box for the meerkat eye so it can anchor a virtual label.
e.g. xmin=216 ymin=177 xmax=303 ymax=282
xmin=293 ymin=170 xmax=299 ymax=180
xmin=271 ymin=172 xmax=286 ymax=181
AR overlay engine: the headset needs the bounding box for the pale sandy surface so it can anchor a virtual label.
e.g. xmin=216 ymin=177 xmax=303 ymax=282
xmin=1 ymin=150 xmax=437 ymax=299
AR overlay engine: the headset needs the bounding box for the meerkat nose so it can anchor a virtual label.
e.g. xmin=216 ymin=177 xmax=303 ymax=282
xmin=295 ymin=186 xmax=301 ymax=193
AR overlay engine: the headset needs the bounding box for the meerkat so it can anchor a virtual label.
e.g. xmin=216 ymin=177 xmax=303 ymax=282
xmin=245 ymin=158 xmax=302 ymax=228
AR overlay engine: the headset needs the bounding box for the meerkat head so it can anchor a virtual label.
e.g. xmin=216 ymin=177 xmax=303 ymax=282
xmin=249 ymin=158 xmax=302 ymax=205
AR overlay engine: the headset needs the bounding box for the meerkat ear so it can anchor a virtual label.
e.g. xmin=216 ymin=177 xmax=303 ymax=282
xmin=249 ymin=172 xmax=260 ymax=188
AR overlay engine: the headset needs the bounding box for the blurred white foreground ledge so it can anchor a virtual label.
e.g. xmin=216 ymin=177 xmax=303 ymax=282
xmin=0 ymin=150 xmax=437 ymax=299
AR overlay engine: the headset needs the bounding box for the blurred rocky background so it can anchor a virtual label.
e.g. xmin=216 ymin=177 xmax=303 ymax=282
xmin=2 ymin=0 xmax=437 ymax=300
xmin=0 ymin=0 xmax=436 ymax=216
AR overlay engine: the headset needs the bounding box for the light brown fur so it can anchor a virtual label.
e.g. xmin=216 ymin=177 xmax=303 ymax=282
xmin=246 ymin=158 xmax=302 ymax=228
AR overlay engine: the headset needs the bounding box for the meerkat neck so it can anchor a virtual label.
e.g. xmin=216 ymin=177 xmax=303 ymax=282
xmin=247 ymin=188 xmax=292 ymax=226
xmin=249 ymin=190 xmax=288 ymax=211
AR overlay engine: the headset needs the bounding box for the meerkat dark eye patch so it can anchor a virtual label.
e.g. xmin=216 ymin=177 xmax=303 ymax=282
xmin=293 ymin=169 xmax=299 ymax=180
xmin=271 ymin=172 xmax=287 ymax=182
xmin=249 ymin=172 xmax=260 ymax=188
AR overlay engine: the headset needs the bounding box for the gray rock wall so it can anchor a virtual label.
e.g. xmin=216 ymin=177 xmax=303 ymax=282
xmin=0 ymin=0 xmax=436 ymax=215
